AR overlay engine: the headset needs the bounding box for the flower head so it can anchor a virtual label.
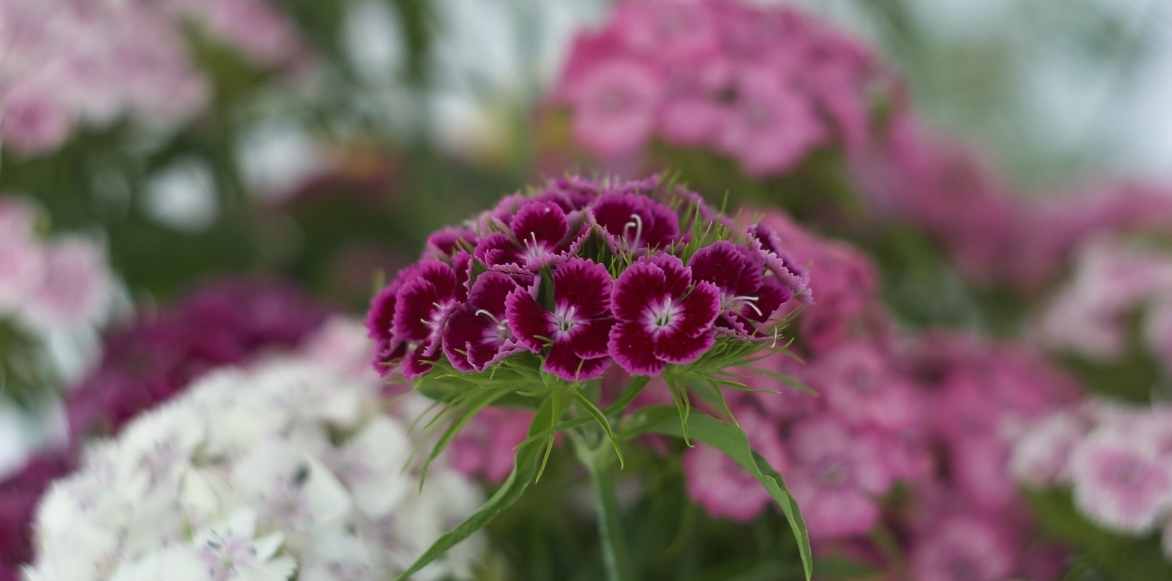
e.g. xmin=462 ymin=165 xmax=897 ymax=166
xmin=475 ymin=199 xmax=584 ymax=271
xmin=1070 ymin=429 xmax=1172 ymax=532
xmin=506 ymin=258 xmax=615 ymax=381
xmin=588 ymin=192 xmax=680 ymax=253
xmin=608 ymin=255 xmax=720 ymax=375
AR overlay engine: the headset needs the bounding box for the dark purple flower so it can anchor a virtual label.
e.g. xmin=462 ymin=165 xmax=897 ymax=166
xmin=0 ymin=449 xmax=74 ymax=570
xmin=475 ymin=199 xmax=585 ymax=271
xmin=423 ymin=226 xmax=478 ymax=259
xmin=539 ymin=176 xmax=604 ymax=212
xmin=689 ymin=241 xmax=790 ymax=335
xmin=443 ymin=272 xmax=523 ymax=372
xmin=747 ymin=222 xmax=811 ymax=302
xmin=506 ymin=258 xmax=615 ymax=381
xmin=391 ymin=256 xmax=470 ymax=378
xmin=608 ymin=255 xmax=720 ymax=375
xmin=68 ymin=279 xmax=326 ymax=438
xmin=589 ymin=192 xmax=680 ymax=252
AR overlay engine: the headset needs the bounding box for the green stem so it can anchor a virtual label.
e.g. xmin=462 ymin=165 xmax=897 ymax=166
xmin=587 ymin=456 xmax=631 ymax=581
xmin=570 ymin=418 xmax=632 ymax=581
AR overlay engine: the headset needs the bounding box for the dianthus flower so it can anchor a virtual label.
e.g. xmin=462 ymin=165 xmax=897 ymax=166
xmin=367 ymin=175 xmax=806 ymax=382
xmin=22 ymin=322 xmax=486 ymax=581
xmin=0 ymin=0 xmax=301 ymax=155
xmin=553 ymin=0 xmax=890 ymax=176
xmin=0 ymin=279 xmax=324 ymax=575
xmin=364 ymin=175 xmax=814 ymax=579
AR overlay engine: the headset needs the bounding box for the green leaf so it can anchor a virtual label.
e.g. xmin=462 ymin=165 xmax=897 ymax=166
xmin=538 ymin=267 xmax=557 ymax=312
xmin=535 ymin=389 xmax=568 ymax=482
xmin=394 ymin=395 xmax=560 ymax=581
xmin=570 ymin=388 xmax=624 ymax=468
xmin=664 ymin=377 xmax=693 ymax=445
xmin=419 ymin=387 xmax=513 ymax=486
xmin=623 ymin=407 xmax=813 ymax=581
xmin=604 ymin=376 xmax=650 ymax=418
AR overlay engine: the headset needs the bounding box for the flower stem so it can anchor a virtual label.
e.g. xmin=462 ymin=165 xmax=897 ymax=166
xmin=587 ymin=455 xmax=631 ymax=581
xmin=571 ymin=424 xmax=632 ymax=581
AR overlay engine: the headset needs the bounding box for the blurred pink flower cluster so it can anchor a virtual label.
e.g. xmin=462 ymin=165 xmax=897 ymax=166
xmin=553 ymin=0 xmax=887 ymax=176
xmin=0 ymin=0 xmax=301 ymax=155
xmin=1035 ymin=234 xmax=1172 ymax=368
xmin=859 ymin=111 xmax=1172 ymax=291
xmin=0 ymin=197 xmax=114 ymax=334
xmin=675 ymin=210 xmax=1077 ymax=579
xmin=1014 ymin=401 xmax=1172 ymax=556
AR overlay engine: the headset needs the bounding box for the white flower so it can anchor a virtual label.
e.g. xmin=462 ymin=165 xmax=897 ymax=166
xmin=26 ymin=319 xmax=487 ymax=579
xmin=109 ymin=546 xmax=210 ymax=581
xmin=193 ymin=510 xmax=296 ymax=581
xmin=1011 ymin=411 xmax=1087 ymax=487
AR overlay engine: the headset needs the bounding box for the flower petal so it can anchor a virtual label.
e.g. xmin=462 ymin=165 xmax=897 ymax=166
xmin=505 ymin=286 xmax=553 ymax=352
xmin=608 ymin=321 xmax=665 ymax=376
xmin=570 ymin=318 xmax=613 ymax=359
xmin=469 ymin=271 xmax=518 ymax=315
xmin=654 ymin=327 xmax=715 ymax=365
xmin=612 ymin=260 xmax=667 ymax=321
xmin=512 ymin=200 xmax=569 ymax=248
xmin=554 ymin=258 xmax=614 ymax=317
xmin=689 ymin=241 xmax=762 ymax=297
xmin=544 ymin=343 xmax=611 ymax=381
xmin=474 ymin=233 xmax=522 ymax=269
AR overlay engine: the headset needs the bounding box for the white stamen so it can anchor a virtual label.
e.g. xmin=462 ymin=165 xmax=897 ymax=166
xmin=474 ymin=309 xmax=500 ymax=324
xmin=730 ymin=295 xmax=763 ymax=317
xmin=623 ymin=213 xmax=644 ymax=248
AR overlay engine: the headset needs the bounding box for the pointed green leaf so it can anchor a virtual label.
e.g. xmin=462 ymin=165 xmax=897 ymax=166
xmin=394 ymin=395 xmax=560 ymax=581
xmin=570 ymin=388 xmax=624 ymax=468
xmin=419 ymin=387 xmax=513 ymax=486
xmin=603 ymin=376 xmax=650 ymax=418
xmin=623 ymin=407 xmax=813 ymax=581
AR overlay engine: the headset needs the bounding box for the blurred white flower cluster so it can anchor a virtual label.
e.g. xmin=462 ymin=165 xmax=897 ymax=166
xmin=24 ymin=319 xmax=485 ymax=581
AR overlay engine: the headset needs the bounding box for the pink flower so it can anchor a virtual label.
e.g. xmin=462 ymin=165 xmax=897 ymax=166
xmin=950 ymin=436 xmax=1017 ymax=512
xmin=22 ymin=237 xmax=112 ymax=330
xmin=809 ymin=342 xmax=921 ymax=431
xmin=683 ymin=409 xmax=786 ymax=521
xmin=449 ymin=408 xmax=534 ymax=483
xmin=568 ymin=58 xmax=664 ymax=157
xmin=0 ymin=83 xmax=73 ymax=155
xmin=910 ymin=515 xmax=1015 ymax=581
xmin=0 ymin=231 xmax=44 ymax=312
xmin=1011 ymin=411 xmax=1087 ymax=487
xmin=612 ymin=0 xmax=720 ymax=60
xmin=1070 ymin=429 xmax=1172 ymax=532
xmin=715 ymin=68 xmax=825 ymax=176
xmin=607 ymin=255 xmax=720 ymax=376
xmin=785 ymin=417 xmax=891 ymax=540
xmin=506 ymin=258 xmax=615 ymax=381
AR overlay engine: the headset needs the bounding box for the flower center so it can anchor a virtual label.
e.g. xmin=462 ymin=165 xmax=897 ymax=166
xmin=551 ymin=304 xmax=580 ymax=340
xmin=723 ymin=294 xmax=762 ymax=317
xmin=814 ymin=457 xmax=851 ymax=489
xmin=645 ymin=298 xmax=681 ymax=334
xmin=623 ymin=213 xmax=644 ymax=248
xmin=476 ymin=309 xmax=510 ymax=344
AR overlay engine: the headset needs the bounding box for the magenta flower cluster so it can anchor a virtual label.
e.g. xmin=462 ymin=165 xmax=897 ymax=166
xmin=0 ymin=279 xmax=325 ymax=579
xmin=553 ymin=0 xmax=886 ymax=176
xmin=366 ymin=176 xmax=809 ymax=382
